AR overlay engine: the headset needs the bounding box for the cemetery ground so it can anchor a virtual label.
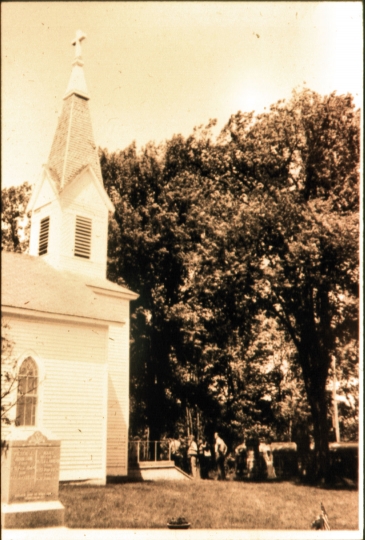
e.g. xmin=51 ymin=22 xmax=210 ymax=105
xmin=59 ymin=479 xmax=358 ymax=530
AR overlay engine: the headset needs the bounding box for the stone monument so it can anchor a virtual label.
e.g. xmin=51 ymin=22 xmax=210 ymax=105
xmin=1 ymin=428 xmax=65 ymax=528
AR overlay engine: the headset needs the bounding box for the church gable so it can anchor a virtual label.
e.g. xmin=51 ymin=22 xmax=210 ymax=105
xmin=27 ymin=168 xmax=58 ymax=214
xmin=60 ymin=165 xmax=114 ymax=216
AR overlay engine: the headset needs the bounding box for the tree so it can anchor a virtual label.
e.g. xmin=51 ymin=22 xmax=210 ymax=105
xmin=100 ymin=90 xmax=359 ymax=476
xmin=221 ymin=89 xmax=360 ymax=480
xmin=100 ymin=126 xmax=258 ymax=439
xmin=1 ymin=182 xmax=32 ymax=253
xmin=1 ymin=320 xmax=18 ymax=454
xmin=101 ymin=141 xmax=187 ymax=437
xmin=227 ymin=314 xmax=311 ymax=443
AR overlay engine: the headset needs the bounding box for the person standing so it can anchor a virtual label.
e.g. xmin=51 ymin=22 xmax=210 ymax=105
xmin=246 ymin=436 xmax=260 ymax=480
xmin=259 ymin=440 xmax=276 ymax=480
xmin=198 ymin=438 xmax=211 ymax=479
xmin=188 ymin=434 xmax=198 ymax=478
xmin=234 ymin=439 xmax=247 ymax=479
xmin=169 ymin=437 xmax=182 ymax=469
xmin=214 ymin=432 xmax=227 ymax=480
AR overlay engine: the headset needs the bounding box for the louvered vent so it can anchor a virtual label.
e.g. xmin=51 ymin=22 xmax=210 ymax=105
xmin=75 ymin=215 xmax=92 ymax=259
xmin=38 ymin=217 xmax=50 ymax=255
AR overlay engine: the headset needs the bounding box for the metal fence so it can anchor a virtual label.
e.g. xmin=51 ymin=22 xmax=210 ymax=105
xmin=128 ymin=440 xmax=171 ymax=464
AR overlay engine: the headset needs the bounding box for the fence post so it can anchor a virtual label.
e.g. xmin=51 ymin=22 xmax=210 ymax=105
xmin=137 ymin=441 xmax=140 ymax=463
xmin=155 ymin=441 xmax=157 ymax=461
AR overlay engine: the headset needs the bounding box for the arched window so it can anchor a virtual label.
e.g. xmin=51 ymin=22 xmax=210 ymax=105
xmin=15 ymin=357 xmax=38 ymax=426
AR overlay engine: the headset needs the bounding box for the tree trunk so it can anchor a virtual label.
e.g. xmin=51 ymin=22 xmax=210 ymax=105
xmin=297 ymin=288 xmax=333 ymax=482
xmin=145 ymin=328 xmax=172 ymax=440
xmin=307 ymin=387 xmax=330 ymax=482
xmin=298 ymin=329 xmax=331 ymax=482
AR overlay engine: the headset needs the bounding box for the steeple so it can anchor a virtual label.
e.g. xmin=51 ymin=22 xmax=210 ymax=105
xmin=27 ymin=31 xmax=114 ymax=280
xmin=47 ymin=30 xmax=103 ymax=191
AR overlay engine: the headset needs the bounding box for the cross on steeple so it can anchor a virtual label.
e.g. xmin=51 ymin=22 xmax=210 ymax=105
xmin=64 ymin=29 xmax=90 ymax=101
xmin=72 ymin=30 xmax=86 ymax=58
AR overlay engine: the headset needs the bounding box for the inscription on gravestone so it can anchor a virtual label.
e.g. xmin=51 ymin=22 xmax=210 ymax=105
xmin=1 ymin=428 xmax=64 ymax=528
xmin=4 ymin=430 xmax=61 ymax=504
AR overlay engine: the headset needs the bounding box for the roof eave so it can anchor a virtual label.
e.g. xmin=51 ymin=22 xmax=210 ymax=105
xmin=63 ymin=90 xmax=90 ymax=101
xmin=86 ymin=283 xmax=139 ymax=301
xmin=2 ymin=305 xmax=126 ymax=327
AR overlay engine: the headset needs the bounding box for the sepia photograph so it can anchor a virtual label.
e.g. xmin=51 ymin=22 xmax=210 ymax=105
xmin=1 ymin=2 xmax=363 ymax=539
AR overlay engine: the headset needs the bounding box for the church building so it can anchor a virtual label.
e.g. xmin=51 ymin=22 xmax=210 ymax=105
xmin=2 ymin=31 xmax=138 ymax=484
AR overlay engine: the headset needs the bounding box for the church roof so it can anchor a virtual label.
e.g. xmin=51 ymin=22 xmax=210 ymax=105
xmin=47 ymin=32 xmax=103 ymax=191
xmin=2 ymin=251 xmax=138 ymax=325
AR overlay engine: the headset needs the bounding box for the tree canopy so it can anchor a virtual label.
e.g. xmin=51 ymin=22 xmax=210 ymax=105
xmin=219 ymin=89 xmax=359 ymax=477
xmin=1 ymin=183 xmax=32 ymax=253
xmin=100 ymin=89 xmax=360 ymax=479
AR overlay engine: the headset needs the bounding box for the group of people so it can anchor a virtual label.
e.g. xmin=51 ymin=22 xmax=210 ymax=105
xmin=234 ymin=439 xmax=277 ymax=480
xmin=170 ymin=432 xmax=228 ymax=480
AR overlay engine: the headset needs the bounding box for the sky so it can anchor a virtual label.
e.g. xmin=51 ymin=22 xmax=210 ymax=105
xmin=1 ymin=1 xmax=363 ymax=189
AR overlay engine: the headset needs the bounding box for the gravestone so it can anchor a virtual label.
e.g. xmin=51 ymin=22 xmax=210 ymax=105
xmin=1 ymin=428 xmax=65 ymax=529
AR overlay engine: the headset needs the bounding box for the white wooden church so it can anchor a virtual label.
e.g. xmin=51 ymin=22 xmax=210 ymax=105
xmin=2 ymin=31 xmax=138 ymax=483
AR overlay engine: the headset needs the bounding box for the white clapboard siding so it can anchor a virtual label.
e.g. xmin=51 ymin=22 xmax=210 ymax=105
xmin=42 ymin=359 xmax=106 ymax=478
xmin=58 ymin=253 xmax=106 ymax=279
xmin=60 ymin=210 xmax=76 ymax=259
xmin=107 ymin=308 xmax=130 ymax=476
xmin=4 ymin=315 xmax=108 ymax=482
xmin=6 ymin=317 xmax=108 ymax=362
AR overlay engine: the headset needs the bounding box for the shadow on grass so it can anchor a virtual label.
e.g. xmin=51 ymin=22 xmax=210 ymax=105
xmin=107 ymin=475 xmax=154 ymax=484
xmin=291 ymin=476 xmax=358 ymax=491
xmin=224 ymin=473 xmax=358 ymax=492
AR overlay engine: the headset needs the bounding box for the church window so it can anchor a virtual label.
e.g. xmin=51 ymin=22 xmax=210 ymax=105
xmin=15 ymin=357 xmax=38 ymax=426
xmin=75 ymin=215 xmax=92 ymax=259
xmin=39 ymin=216 xmax=50 ymax=255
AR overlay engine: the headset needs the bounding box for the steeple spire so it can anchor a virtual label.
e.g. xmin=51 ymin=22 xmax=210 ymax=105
xmin=47 ymin=30 xmax=102 ymax=190
xmin=64 ymin=30 xmax=90 ymax=100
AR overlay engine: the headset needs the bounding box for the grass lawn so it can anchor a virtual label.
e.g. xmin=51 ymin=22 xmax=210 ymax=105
xmin=59 ymin=479 xmax=359 ymax=530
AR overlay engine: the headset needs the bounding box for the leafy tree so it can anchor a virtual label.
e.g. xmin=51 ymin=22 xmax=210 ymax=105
xmin=101 ymin=141 xmax=187 ymax=437
xmin=1 ymin=320 xmax=18 ymax=454
xmin=1 ymin=182 xmax=32 ymax=253
xmin=233 ymin=315 xmax=310 ymax=441
xmin=100 ymin=90 xmax=359 ymax=479
xmin=220 ymin=89 xmax=360 ymax=479
xmin=100 ymin=127 xmax=257 ymax=439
